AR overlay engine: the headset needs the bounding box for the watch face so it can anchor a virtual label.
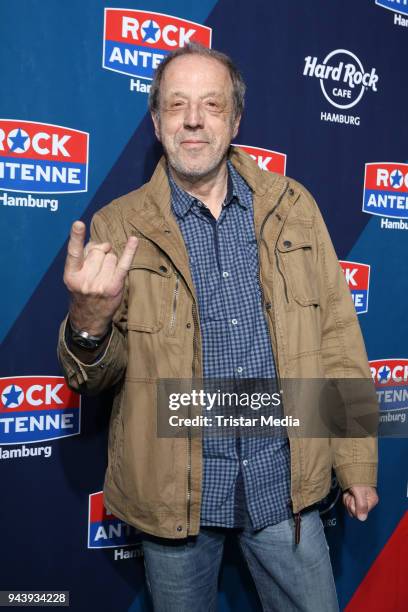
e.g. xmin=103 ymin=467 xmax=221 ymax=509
xmin=72 ymin=334 xmax=99 ymax=350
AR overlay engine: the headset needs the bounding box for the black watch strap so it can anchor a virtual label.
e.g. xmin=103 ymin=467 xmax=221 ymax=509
xmin=67 ymin=319 xmax=112 ymax=351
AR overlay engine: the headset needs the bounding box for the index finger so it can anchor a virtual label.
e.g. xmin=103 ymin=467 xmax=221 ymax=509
xmin=65 ymin=221 xmax=86 ymax=273
xmin=114 ymin=236 xmax=139 ymax=281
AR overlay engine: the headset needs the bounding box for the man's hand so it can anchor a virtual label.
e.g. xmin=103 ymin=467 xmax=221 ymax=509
xmin=342 ymin=485 xmax=379 ymax=521
xmin=63 ymin=221 xmax=138 ymax=335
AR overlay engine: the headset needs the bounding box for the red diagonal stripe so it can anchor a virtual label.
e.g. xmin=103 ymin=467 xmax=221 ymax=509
xmin=346 ymin=511 xmax=408 ymax=611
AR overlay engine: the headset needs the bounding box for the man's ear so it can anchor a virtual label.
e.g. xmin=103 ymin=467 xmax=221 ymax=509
xmin=151 ymin=112 xmax=161 ymax=142
xmin=232 ymin=114 xmax=241 ymax=140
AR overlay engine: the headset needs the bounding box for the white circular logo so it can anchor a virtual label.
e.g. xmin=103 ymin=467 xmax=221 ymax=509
xmin=141 ymin=19 xmax=161 ymax=44
xmin=319 ymin=49 xmax=372 ymax=110
xmin=1 ymin=384 xmax=24 ymax=408
xmin=377 ymin=365 xmax=391 ymax=384
xmin=390 ymin=169 xmax=403 ymax=189
xmin=7 ymin=128 xmax=30 ymax=153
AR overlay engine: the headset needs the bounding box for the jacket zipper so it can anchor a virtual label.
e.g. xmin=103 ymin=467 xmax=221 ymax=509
xmin=169 ymin=272 xmax=180 ymax=335
xmin=186 ymin=409 xmax=192 ymax=535
xmin=275 ymin=252 xmax=289 ymax=303
xmin=187 ymin=301 xmax=200 ymax=534
xmin=257 ymin=183 xmax=302 ymax=544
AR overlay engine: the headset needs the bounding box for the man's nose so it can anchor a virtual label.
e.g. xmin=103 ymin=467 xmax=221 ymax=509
xmin=183 ymin=102 xmax=204 ymax=129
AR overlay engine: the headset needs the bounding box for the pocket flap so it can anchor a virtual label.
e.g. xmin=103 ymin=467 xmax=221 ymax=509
xmin=123 ymin=239 xmax=172 ymax=277
xmin=276 ymin=222 xmax=313 ymax=252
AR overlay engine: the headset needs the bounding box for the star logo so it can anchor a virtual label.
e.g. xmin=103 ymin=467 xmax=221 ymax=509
xmin=1 ymin=384 xmax=24 ymax=408
xmin=7 ymin=128 xmax=30 ymax=154
xmin=378 ymin=366 xmax=391 ymax=384
xmin=390 ymin=169 xmax=403 ymax=189
xmin=141 ymin=19 xmax=160 ymax=43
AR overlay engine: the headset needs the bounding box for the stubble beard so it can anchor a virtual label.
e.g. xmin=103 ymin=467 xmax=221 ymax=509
xmin=160 ymin=130 xmax=231 ymax=183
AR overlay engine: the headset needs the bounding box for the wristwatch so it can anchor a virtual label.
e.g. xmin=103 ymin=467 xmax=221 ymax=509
xmin=67 ymin=319 xmax=111 ymax=350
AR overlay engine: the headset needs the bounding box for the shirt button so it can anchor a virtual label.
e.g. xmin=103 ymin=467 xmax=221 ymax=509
xmin=159 ymin=265 xmax=168 ymax=273
xmin=176 ymin=525 xmax=183 ymax=532
xmin=288 ymin=188 xmax=295 ymax=196
xmin=242 ymin=459 xmax=249 ymax=467
xmin=222 ymin=271 xmax=229 ymax=278
xmin=265 ymin=302 xmax=272 ymax=310
xmin=283 ymin=240 xmax=292 ymax=248
xmin=186 ymin=322 xmax=192 ymax=328
xmin=231 ymin=319 xmax=238 ymax=325
xmin=237 ymin=366 xmax=243 ymax=374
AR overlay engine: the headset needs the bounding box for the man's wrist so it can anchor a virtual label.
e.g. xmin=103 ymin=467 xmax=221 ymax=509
xmin=67 ymin=317 xmax=112 ymax=351
xmin=67 ymin=312 xmax=112 ymax=338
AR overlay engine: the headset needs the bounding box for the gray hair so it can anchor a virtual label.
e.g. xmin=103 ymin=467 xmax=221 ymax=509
xmin=148 ymin=43 xmax=246 ymax=121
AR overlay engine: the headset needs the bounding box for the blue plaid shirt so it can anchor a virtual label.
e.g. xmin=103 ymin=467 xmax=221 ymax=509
xmin=169 ymin=161 xmax=292 ymax=529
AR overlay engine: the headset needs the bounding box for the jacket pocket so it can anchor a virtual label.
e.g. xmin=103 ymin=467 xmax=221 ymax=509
xmin=276 ymin=220 xmax=320 ymax=306
xmin=125 ymin=239 xmax=172 ymax=333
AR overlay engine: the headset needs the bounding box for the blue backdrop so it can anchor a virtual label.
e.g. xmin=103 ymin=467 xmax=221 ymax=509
xmin=1 ymin=1 xmax=407 ymax=610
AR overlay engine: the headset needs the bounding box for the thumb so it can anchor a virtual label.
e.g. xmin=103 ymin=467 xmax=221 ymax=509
xmin=351 ymin=488 xmax=368 ymax=521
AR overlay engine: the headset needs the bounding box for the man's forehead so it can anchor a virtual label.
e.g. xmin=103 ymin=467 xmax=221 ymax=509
xmin=162 ymin=54 xmax=231 ymax=83
xmin=160 ymin=56 xmax=232 ymax=99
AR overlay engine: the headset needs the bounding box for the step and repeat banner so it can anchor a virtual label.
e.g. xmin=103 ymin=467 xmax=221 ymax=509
xmin=0 ymin=1 xmax=407 ymax=610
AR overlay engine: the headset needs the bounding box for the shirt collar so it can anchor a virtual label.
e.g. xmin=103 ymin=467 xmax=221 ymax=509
xmin=169 ymin=160 xmax=251 ymax=219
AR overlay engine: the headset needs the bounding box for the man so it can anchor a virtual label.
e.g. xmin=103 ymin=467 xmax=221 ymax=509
xmin=58 ymin=44 xmax=378 ymax=611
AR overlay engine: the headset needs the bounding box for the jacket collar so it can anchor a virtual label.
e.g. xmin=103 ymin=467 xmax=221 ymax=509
xmin=126 ymin=146 xmax=298 ymax=300
xmin=128 ymin=146 xmax=296 ymax=224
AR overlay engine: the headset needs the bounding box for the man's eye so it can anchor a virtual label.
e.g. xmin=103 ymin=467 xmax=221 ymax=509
xmin=205 ymin=100 xmax=223 ymax=111
xmin=171 ymin=101 xmax=184 ymax=108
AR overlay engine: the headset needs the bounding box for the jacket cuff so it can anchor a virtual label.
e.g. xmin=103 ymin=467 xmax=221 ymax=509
xmin=57 ymin=315 xmax=121 ymax=390
xmin=334 ymin=462 xmax=378 ymax=491
xmin=64 ymin=317 xmax=111 ymax=364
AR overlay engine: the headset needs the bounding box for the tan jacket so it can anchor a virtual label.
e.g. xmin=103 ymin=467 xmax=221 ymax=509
xmin=58 ymin=147 xmax=378 ymax=538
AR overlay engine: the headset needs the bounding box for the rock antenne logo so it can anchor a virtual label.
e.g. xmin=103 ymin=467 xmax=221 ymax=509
xmin=363 ymin=162 xmax=408 ymax=219
xmin=103 ymin=9 xmax=212 ymax=80
xmin=0 ymin=120 xmax=89 ymax=194
xmin=370 ymin=359 xmax=408 ymax=414
xmin=376 ymin=1 xmax=408 ymax=27
xmin=0 ymin=376 xmax=81 ymax=444
xmin=88 ymin=491 xmax=140 ymax=549
xmin=376 ymin=0 xmax=408 ymax=14
xmin=233 ymin=144 xmax=286 ymax=175
xmin=339 ymin=261 xmax=370 ymax=314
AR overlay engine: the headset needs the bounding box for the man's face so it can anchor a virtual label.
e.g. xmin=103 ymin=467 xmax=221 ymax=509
xmin=151 ymin=54 xmax=240 ymax=180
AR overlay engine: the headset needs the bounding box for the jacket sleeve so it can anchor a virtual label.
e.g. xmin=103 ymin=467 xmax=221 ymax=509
xmin=57 ymin=208 xmax=129 ymax=395
xmin=308 ymin=191 xmax=378 ymax=490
